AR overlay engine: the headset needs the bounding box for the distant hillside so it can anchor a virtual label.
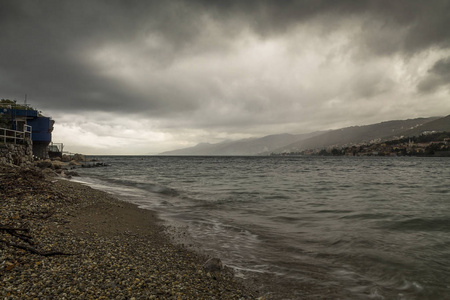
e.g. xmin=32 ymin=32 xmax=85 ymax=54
xmin=160 ymin=141 xmax=234 ymax=155
xmin=271 ymin=117 xmax=441 ymax=154
xmin=160 ymin=132 xmax=322 ymax=155
xmin=160 ymin=115 xmax=449 ymax=156
xmin=395 ymin=115 xmax=450 ymax=137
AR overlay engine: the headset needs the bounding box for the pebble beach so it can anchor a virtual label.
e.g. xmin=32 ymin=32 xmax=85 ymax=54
xmin=0 ymin=165 xmax=259 ymax=299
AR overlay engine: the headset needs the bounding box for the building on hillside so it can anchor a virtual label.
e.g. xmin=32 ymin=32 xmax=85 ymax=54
xmin=0 ymin=103 xmax=55 ymax=159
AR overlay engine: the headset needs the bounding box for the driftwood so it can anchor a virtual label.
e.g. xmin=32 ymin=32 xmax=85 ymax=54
xmin=0 ymin=226 xmax=30 ymax=232
xmin=0 ymin=226 xmax=33 ymax=243
xmin=0 ymin=239 xmax=74 ymax=257
xmin=7 ymin=230 xmax=33 ymax=244
xmin=0 ymin=225 xmax=73 ymax=256
xmin=38 ymin=211 xmax=55 ymax=220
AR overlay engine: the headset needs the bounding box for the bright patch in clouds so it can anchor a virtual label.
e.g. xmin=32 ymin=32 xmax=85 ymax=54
xmin=52 ymin=113 xmax=168 ymax=154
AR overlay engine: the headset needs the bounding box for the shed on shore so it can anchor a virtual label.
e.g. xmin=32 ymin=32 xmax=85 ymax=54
xmin=1 ymin=101 xmax=55 ymax=159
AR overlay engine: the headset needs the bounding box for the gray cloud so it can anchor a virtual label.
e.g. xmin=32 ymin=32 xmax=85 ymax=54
xmin=194 ymin=0 xmax=450 ymax=55
xmin=418 ymin=57 xmax=450 ymax=93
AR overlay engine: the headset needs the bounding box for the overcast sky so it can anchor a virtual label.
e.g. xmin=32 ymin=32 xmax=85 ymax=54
xmin=1 ymin=0 xmax=450 ymax=154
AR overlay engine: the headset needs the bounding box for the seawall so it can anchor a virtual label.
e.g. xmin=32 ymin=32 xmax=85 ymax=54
xmin=0 ymin=138 xmax=33 ymax=166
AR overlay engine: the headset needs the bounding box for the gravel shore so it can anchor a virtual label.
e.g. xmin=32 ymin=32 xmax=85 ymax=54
xmin=0 ymin=165 xmax=259 ymax=299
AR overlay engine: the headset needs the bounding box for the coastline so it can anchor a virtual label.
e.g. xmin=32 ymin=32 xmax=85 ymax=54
xmin=0 ymin=165 xmax=258 ymax=299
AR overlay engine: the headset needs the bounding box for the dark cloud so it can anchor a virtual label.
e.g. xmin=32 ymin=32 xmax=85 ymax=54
xmin=0 ymin=0 xmax=251 ymax=116
xmin=430 ymin=57 xmax=450 ymax=76
xmin=418 ymin=57 xmax=450 ymax=93
xmin=194 ymin=0 xmax=450 ymax=55
xmin=2 ymin=1 xmax=449 ymax=111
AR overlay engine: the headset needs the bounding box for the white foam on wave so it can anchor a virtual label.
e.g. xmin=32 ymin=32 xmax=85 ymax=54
xmin=71 ymin=176 xmax=167 ymax=209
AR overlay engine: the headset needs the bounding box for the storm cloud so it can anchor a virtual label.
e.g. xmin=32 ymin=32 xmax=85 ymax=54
xmin=418 ymin=57 xmax=450 ymax=93
xmin=1 ymin=0 xmax=450 ymax=154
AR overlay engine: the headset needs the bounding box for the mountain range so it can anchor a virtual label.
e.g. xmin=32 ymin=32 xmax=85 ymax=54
xmin=160 ymin=115 xmax=450 ymax=156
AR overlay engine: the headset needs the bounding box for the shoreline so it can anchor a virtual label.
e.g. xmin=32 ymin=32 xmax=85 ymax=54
xmin=0 ymin=165 xmax=259 ymax=299
xmin=69 ymin=172 xmax=341 ymax=300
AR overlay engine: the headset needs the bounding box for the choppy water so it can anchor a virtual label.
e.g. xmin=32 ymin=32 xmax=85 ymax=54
xmin=75 ymin=156 xmax=450 ymax=299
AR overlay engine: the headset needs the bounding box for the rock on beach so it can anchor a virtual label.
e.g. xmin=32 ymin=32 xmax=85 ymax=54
xmin=0 ymin=165 xmax=258 ymax=299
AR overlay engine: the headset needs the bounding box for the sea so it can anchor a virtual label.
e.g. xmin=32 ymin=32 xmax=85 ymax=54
xmin=74 ymin=156 xmax=450 ymax=299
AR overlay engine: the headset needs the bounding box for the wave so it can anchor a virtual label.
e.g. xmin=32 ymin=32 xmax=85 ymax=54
xmin=385 ymin=217 xmax=450 ymax=232
xmin=75 ymin=156 xmax=450 ymax=299
xmin=78 ymin=175 xmax=180 ymax=198
xmin=340 ymin=213 xmax=391 ymax=220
